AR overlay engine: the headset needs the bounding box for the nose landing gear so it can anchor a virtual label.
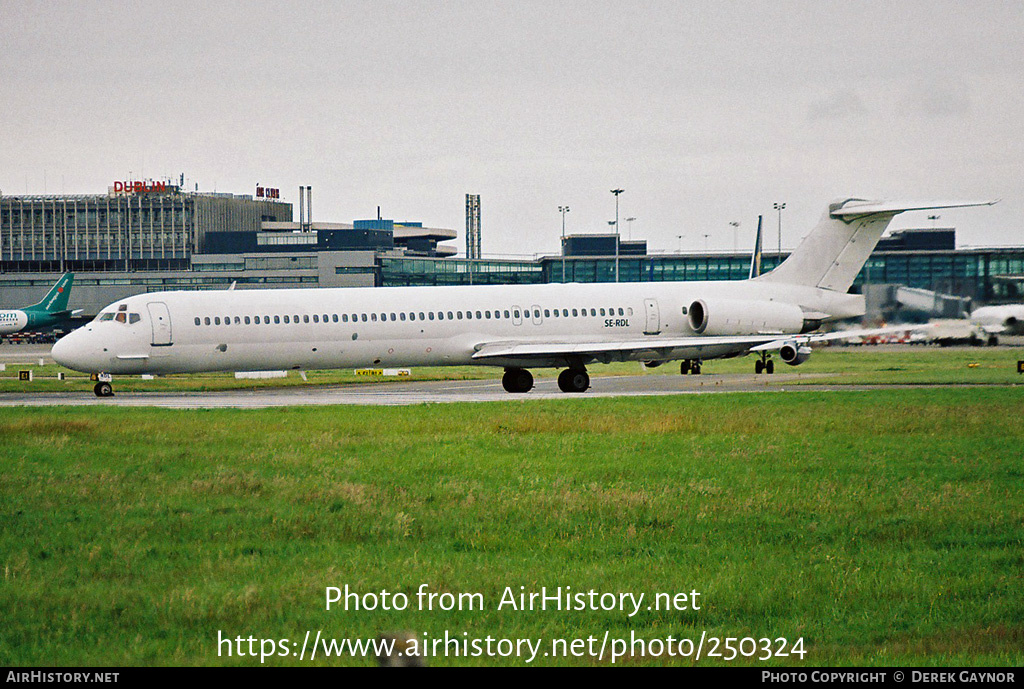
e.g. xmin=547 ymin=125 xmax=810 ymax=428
xmin=92 ymin=373 xmax=114 ymax=397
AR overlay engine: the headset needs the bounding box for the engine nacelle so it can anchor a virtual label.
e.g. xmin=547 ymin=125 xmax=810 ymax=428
xmin=779 ymin=341 xmax=812 ymax=366
xmin=687 ymin=298 xmax=805 ymax=336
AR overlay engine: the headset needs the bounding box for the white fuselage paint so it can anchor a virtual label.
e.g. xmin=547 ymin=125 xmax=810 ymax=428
xmin=51 ymin=279 xmax=862 ymax=376
xmin=0 ymin=310 xmax=30 ymax=335
xmin=971 ymin=304 xmax=1024 ymax=335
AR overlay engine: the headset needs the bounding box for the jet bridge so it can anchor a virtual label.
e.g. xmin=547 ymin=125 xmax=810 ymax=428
xmin=864 ymin=284 xmax=971 ymax=321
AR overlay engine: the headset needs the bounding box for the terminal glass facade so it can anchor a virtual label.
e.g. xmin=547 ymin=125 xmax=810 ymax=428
xmin=380 ymin=257 xmax=543 ymax=286
xmin=543 ymin=254 xmax=782 ymax=284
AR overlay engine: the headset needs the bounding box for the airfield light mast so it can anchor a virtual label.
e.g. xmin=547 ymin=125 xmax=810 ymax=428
xmin=559 ymin=205 xmax=570 ymax=282
xmin=611 ymin=189 xmax=624 ymax=282
xmin=774 ymin=202 xmax=786 ymax=264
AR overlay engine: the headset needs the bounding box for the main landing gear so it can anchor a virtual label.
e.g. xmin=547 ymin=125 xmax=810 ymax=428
xmin=680 ymin=359 xmax=702 ymax=375
xmin=557 ymin=367 xmax=590 ymax=393
xmin=754 ymin=352 xmax=775 ymax=375
xmin=502 ymin=367 xmax=534 ymax=393
xmin=501 ymin=367 xmax=591 ymax=393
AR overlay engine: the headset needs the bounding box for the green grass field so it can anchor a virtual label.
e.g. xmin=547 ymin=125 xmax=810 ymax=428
xmin=1 ymin=388 xmax=1022 ymax=666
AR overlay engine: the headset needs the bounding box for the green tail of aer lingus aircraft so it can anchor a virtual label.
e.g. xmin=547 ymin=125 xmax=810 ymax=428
xmin=0 ymin=273 xmax=81 ymax=336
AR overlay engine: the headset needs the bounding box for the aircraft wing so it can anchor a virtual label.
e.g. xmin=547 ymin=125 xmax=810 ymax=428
xmin=472 ymin=323 xmax=931 ymax=363
xmin=748 ymin=324 xmax=923 ymax=352
xmin=471 ymin=334 xmax=789 ymax=362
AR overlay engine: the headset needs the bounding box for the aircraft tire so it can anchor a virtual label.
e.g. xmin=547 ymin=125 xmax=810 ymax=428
xmin=502 ymin=368 xmax=534 ymax=393
xmin=681 ymin=360 xmax=691 ymax=375
xmin=755 ymin=360 xmax=764 ymax=374
xmin=765 ymin=360 xmax=774 ymax=374
xmin=557 ymin=368 xmax=590 ymax=393
xmin=94 ymin=382 xmax=113 ymax=397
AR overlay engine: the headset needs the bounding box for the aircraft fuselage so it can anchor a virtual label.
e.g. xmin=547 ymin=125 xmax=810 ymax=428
xmin=51 ymin=279 xmax=862 ymax=376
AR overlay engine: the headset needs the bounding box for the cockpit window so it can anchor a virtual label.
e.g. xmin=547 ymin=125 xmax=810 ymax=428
xmin=115 ymin=313 xmax=127 ymax=323
xmin=129 ymin=313 xmax=141 ymax=324
xmin=99 ymin=313 xmax=115 ymax=321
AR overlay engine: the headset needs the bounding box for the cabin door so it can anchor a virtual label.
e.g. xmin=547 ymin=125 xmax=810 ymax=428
xmin=147 ymin=302 xmax=173 ymax=346
xmin=643 ymin=298 xmax=661 ymax=335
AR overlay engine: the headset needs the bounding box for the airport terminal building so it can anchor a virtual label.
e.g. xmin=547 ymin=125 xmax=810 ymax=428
xmin=1 ymin=183 xmax=1022 ymax=319
xmin=0 ymin=183 xmax=458 ymax=314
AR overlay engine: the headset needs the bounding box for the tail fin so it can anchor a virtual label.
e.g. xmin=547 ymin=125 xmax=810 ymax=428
xmin=757 ymin=199 xmax=997 ymax=292
xmin=748 ymin=215 xmax=763 ymax=279
xmin=26 ymin=273 xmax=74 ymax=313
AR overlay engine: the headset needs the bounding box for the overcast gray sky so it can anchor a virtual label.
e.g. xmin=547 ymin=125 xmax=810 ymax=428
xmin=2 ymin=0 xmax=1021 ymax=256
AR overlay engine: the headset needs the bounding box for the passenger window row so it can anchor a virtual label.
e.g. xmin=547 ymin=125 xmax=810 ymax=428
xmin=192 ymin=306 xmax=633 ymax=327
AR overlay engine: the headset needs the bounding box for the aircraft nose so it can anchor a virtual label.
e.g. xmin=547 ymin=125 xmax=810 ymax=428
xmin=51 ymin=331 xmax=92 ymax=373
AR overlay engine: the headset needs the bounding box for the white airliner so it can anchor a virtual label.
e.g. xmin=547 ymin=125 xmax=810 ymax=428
xmin=970 ymin=304 xmax=1024 ymax=343
xmin=52 ymin=198 xmax=995 ymax=397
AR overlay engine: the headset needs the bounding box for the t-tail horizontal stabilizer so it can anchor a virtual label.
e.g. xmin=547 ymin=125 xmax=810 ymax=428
xmin=758 ymin=199 xmax=997 ymax=293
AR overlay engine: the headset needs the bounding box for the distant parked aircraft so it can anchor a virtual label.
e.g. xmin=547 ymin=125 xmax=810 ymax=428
xmin=0 ymin=274 xmax=80 ymax=338
xmin=970 ymin=303 xmax=1024 ymax=344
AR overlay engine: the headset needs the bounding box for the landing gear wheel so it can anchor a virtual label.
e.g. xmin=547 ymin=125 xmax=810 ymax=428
xmin=680 ymin=360 xmax=691 ymax=375
xmin=691 ymin=361 xmax=702 ymax=375
xmin=501 ymin=368 xmax=534 ymax=393
xmin=765 ymin=360 xmax=775 ymax=374
xmin=755 ymin=359 xmax=764 ymax=374
xmin=93 ymin=382 xmax=114 ymax=397
xmin=756 ymin=351 xmax=772 ymax=374
xmin=557 ymin=368 xmax=590 ymax=393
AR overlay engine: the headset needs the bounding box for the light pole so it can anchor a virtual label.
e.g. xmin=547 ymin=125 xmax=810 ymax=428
xmin=559 ymin=205 xmax=570 ymax=283
xmin=611 ymin=189 xmax=624 ymax=282
xmin=677 ymin=234 xmax=684 ymax=252
xmin=773 ymin=202 xmax=786 ymax=263
xmin=625 ymin=216 xmax=636 ymax=240
xmin=729 ymin=221 xmax=740 ymax=252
